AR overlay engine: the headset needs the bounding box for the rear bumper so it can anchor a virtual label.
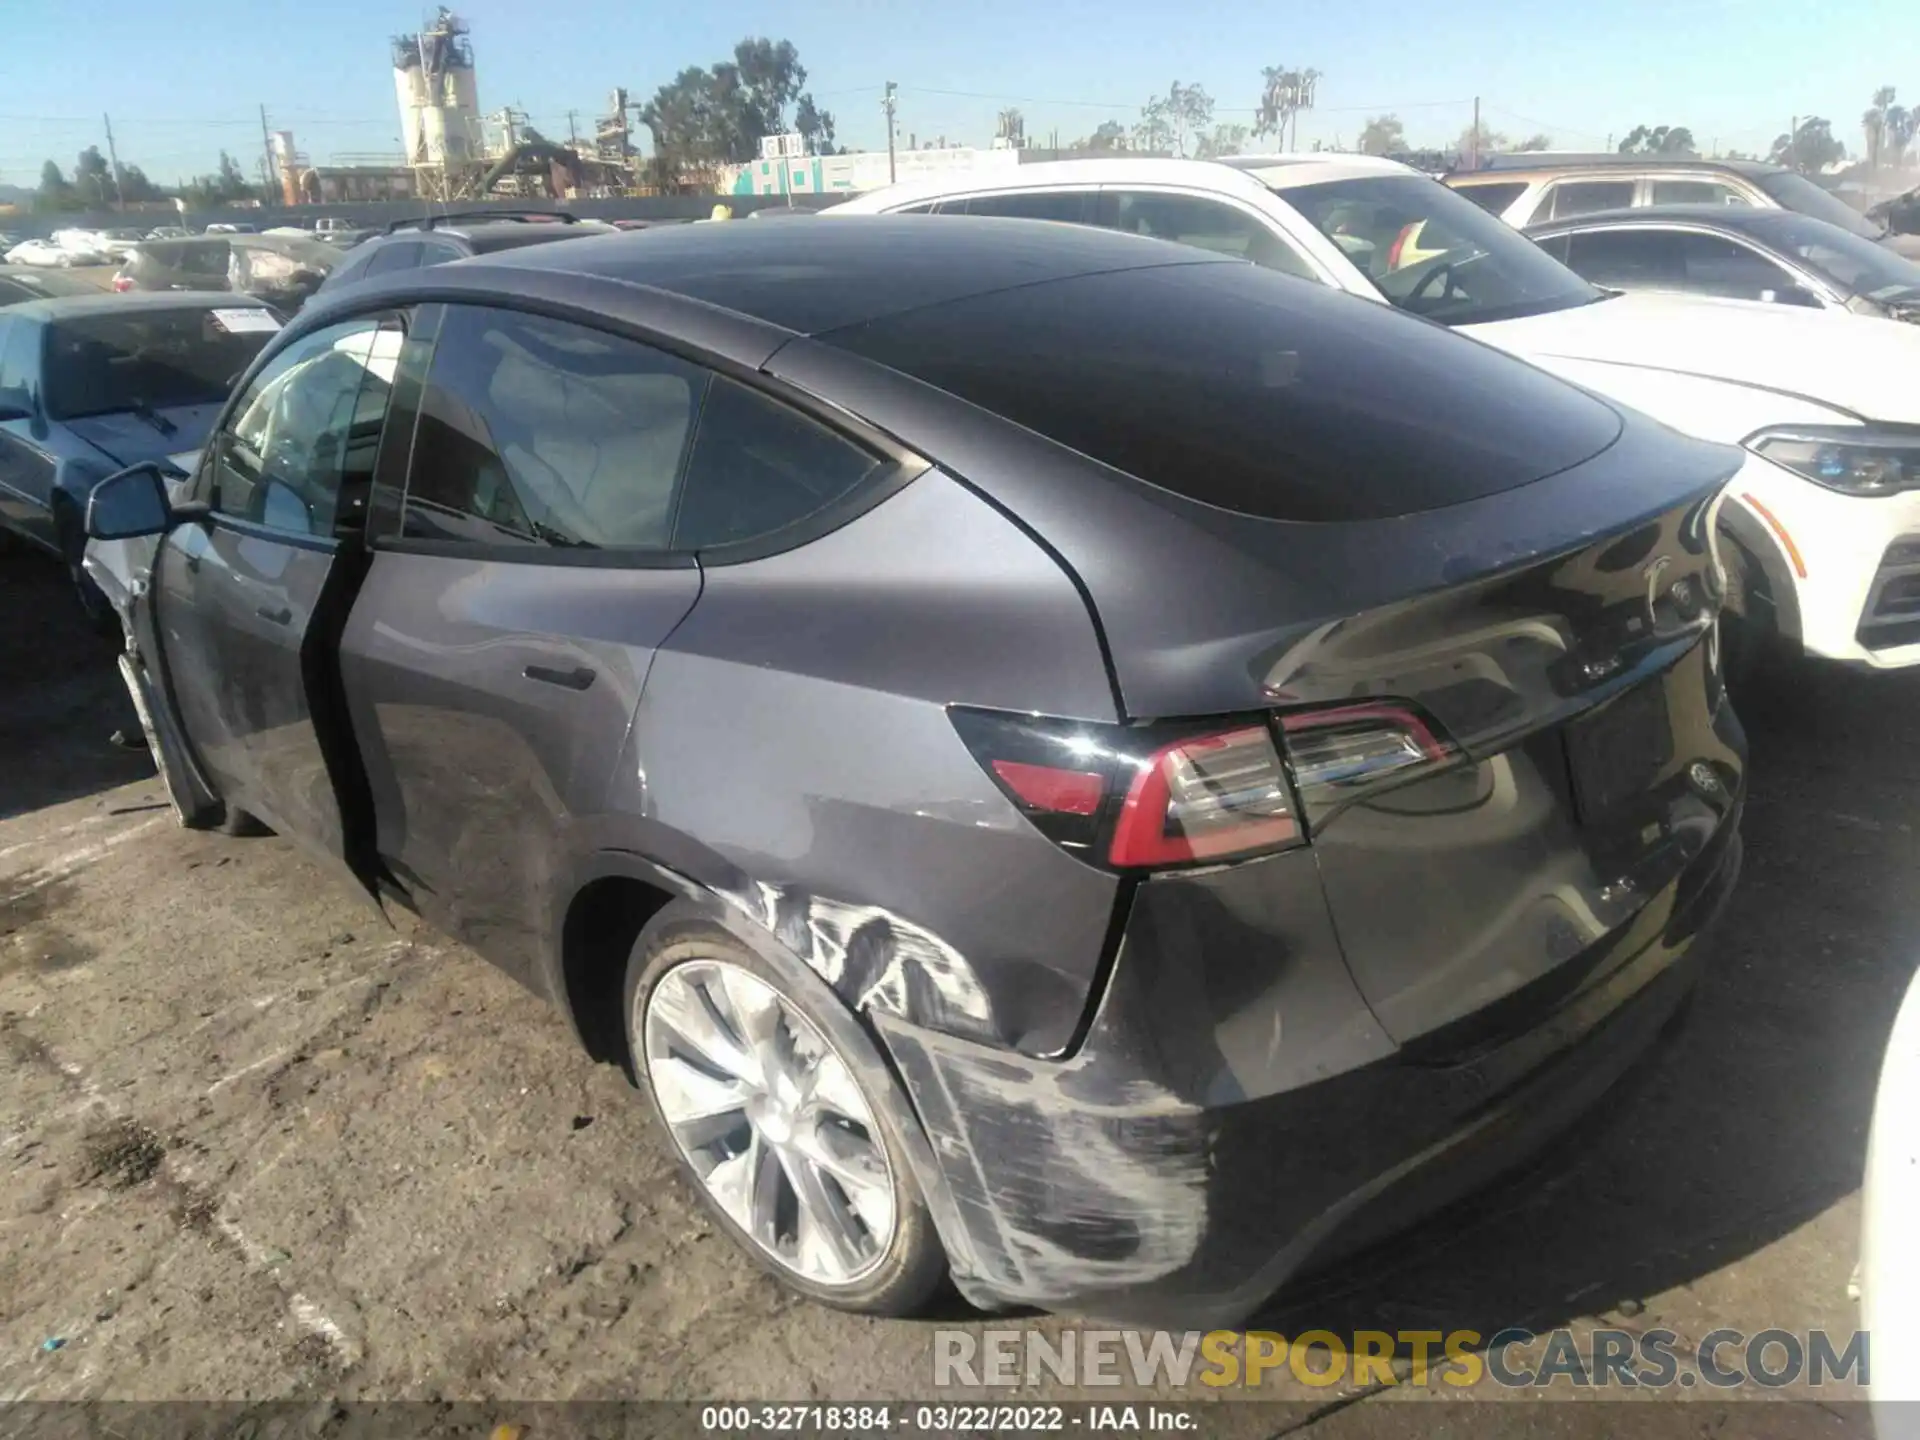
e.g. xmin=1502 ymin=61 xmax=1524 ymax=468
xmin=879 ymin=791 xmax=1744 ymax=1328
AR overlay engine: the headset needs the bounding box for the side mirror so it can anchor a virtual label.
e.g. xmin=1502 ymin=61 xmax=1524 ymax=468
xmin=85 ymin=463 xmax=175 ymax=541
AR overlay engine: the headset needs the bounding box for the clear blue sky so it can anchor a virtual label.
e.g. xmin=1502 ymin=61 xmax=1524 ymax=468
xmin=1 ymin=0 xmax=1911 ymax=187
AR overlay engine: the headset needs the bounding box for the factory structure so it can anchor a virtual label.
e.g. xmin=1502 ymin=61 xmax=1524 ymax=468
xmin=269 ymin=7 xmax=637 ymax=205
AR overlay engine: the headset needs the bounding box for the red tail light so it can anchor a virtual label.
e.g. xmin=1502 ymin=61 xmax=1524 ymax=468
xmin=952 ymin=700 xmax=1458 ymax=873
xmin=1109 ymin=726 xmax=1297 ymax=866
xmin=111 ymin=274 xmax=133 ymax=292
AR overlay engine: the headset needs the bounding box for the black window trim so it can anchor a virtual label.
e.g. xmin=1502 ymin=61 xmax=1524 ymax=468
xmin=1549 ymin=220 xmax=1841 ymax=306
xmin=348 ymin=291 xmax=929 ymax=570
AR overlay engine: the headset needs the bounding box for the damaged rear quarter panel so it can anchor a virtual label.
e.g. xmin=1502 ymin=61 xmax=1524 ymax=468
xmin=626 ymin=468 xmax=1121 ymax=1057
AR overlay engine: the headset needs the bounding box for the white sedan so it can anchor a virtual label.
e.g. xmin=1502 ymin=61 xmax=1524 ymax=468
xmin=5 ymin=238 xmax=81 ymax=267
xmin=831 ymin=155 xmax=1920 ymax=673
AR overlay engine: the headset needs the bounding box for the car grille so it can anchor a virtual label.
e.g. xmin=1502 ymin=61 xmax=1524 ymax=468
xmin=1857 ymin=536 xmax=1920 ymax=650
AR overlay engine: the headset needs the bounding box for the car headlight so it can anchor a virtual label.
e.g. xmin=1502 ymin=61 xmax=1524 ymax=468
xmin=1745 ymin=427 xmax=1920 ymax=496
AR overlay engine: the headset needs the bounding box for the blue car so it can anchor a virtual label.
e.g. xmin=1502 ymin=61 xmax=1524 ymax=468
xmin=0 ymin=291 xmax=282 ymax=621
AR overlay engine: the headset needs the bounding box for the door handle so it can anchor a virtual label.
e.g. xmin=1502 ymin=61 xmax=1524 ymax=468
xmin=256 ymin=605 xmax=292 ymax=625
xmin=524 ymin=663 xmax=596 ymax=691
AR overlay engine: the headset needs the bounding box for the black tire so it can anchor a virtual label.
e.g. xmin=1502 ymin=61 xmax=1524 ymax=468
xmin=53 ymin=501 xmax=120 ymax=638
xmin=215 ymin=805 xmax=273 ymax=837
xmin=625 ymin=916 xmax=948 ymax=1317
xmin=1718 ymin=612 xmax=1772 ymax=692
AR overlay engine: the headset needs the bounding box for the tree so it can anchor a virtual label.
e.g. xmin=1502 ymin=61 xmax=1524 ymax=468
xmin=73 ymin=146 xmax=115 ymax=207
xmin=1356 ymin=114 xmax=1404 ymax=156
xmin=1889 ymin=105 xmax=1917 ymax=169
xmin=1135 ymin=82 xmax=1211 ymax=157
xmin=1132 ymin=95 xmax=1174 ymax=154
xmin=1770 ymin=117 xmax=1845 ymax=174
xmin=1454 ymin=120 xmax=1510 ymax=163
xmin=33 ymin=160 xmax=80 ymax=213
xmin=1254 ymin=66 xmax=1320 ymax=148
xmin=795 ymin=94 xmax=836 ymax=155
xmin=1865 ymin=86 xmax=1896 ymax=168
xmin=1618 ymin=124 xmax=1696 ymax=155
xmin=1069 ymin=120 xmax=1128 ymax=152
xmin=1516 ymin=133 xmax=1552 ymax=152
xmin=180 ymin=149 xmax=260 ymax=209
xmin=118 ymin=163 xmax=166 ymax=202
xmin=1192 ymin=122 xmax=1250 ymax=160
xmin=996 ymin=107 xmax=1025 ymax=148
xmin=638 ymin=37 xmax=831 ymax=183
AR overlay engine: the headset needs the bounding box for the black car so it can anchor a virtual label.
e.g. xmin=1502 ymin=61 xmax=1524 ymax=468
xmin=86 ymin=217 xmax=1746 ymax=1325
xmin=316 ymin=209 xmax=607 ymax=291
xmin=0 ymin=265 xmax=102 ymax=307
xmin=1526 ymin=205 xmax=1920 ymax=322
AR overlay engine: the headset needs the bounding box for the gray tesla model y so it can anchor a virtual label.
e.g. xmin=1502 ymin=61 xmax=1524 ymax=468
xmin=84 ymin=216 xmax=1747 ymax=1326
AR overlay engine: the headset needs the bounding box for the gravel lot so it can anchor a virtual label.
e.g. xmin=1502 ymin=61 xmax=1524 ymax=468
xmin=0 ymin=543 xmax=1906 ymax=1431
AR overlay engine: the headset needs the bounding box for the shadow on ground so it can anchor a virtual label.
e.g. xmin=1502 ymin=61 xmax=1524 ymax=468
xmin=1252 ymin=650 xmax=1920 ymax=1340
xmin=0 ymin=548 xmax=152 ymax=819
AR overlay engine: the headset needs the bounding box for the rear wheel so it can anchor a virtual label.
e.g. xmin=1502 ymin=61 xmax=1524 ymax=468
xmin=627 ymin=921 xmax=947 ymax=1316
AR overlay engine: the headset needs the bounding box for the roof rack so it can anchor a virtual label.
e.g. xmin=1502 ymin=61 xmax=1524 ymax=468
xmin=384 ymin=208 xmax=580 ymax=234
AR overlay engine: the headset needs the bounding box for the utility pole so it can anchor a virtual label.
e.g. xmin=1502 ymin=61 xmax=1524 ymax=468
xmin=1469 ymin=96 xmax=1480 ymax=169
xmin=567 ymin=110 xmax=579 ymax=151
xmin=259 ymin=104 xmax=276 ymax=203
xmin=102 ymin=113 xmax=126 ymax=210
xmin=1789 ymin=115 xmax=1799 ymax=169
xmin=882 ymin=81 xmax=898 ymax=184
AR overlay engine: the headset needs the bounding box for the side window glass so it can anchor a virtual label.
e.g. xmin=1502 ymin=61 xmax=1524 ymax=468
xmin=418 ymin=239 xmax=465 ymax=266
xmin=673 ymin=379 xmax=883 ymax=551
xmin=1675 ymin=233 xmax=1810 ymax=303
xmin=364 ymin=241 xmax=423 ymax=276
xmin=401 ymin=305 xmax=705 ymax=551
xmin=1109 ymin=192 xmax=1314 ymax=279
xmin=1650 ymin=180 xmax=1751 ymax=207
xmin=1546 ymin=180 xmax=1636 ymax=219
xmin=1452 ymin=181 xmax=1528 ymax=216
xmin=1563 ymin=229 xmax=1686 ymax=289
xmin=0 ymin=319 xmax=39 ymax=398
xmin=961 ymin=191 xmax=1094 ymax=223
xmin=212 ymin=316 xmax=402 ymax=538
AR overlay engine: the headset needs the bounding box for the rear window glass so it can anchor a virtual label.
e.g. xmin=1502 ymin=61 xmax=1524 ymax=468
xmin=825 ymin=261 xmax=1621 ymax=522
xmin=43 ymin=309 xmax=274 ymax=420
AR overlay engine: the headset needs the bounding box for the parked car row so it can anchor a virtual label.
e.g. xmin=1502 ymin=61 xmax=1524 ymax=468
xmin=831 ymin=154 xmax=1920 ymax=674
xmin=0 ymin=159 xmax=1899 ymax=1330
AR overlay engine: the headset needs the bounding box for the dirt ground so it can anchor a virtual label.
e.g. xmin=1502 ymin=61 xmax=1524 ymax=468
xmin=0 ymin=545 xmax=1908 ymax=1431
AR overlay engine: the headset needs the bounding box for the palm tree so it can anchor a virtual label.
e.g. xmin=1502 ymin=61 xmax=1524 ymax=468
xmin=1254 ymin=66 xmax=1319 ymax=149
xmin=1888 ymin=105 xmax=1916 ymax=169
xmin=1865 ymin=86 xmax=1897 ymax=168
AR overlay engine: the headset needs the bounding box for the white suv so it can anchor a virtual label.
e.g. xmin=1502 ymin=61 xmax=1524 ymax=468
xmin=830 ymin=155 xmax=1920 ymax=671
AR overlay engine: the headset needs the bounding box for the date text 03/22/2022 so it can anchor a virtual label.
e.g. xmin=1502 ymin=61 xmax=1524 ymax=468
xmin=699 ymin=1404 xmax=1198 ymax=1432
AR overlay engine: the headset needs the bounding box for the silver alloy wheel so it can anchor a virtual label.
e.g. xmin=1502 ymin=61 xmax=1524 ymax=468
xmin=643 ymin=958 xmax=897 ymax=1286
